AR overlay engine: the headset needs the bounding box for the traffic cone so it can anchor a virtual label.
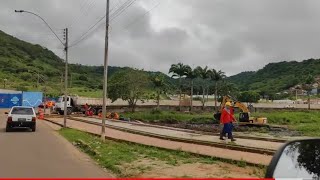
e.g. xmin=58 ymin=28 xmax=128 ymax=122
xmin=38 ymin=108 xmax=44 ymax=120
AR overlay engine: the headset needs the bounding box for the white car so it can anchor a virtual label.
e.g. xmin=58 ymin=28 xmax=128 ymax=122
xmin=5 ymin=106 xmax=37 ymax=132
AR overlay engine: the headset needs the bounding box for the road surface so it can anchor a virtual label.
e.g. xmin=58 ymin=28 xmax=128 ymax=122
xmin=0 ymin=115 xmax=112 ymax=178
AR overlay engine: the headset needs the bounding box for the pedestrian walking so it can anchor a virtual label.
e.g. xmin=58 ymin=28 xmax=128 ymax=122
xmin=219 ymin=101 xmax=236 ymax=141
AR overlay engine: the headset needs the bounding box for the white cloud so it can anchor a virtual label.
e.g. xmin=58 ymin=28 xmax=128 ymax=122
xmin=1 ymin=0 xmax=320 ymax=76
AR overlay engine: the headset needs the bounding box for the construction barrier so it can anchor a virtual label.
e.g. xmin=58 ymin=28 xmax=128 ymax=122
xmin=38 ymin=108 xmax=44 ymax=120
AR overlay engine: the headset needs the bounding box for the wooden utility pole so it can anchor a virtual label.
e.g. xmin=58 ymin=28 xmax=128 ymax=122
xmin=63 ymin=28 xmax=69 ymax=128
xmin=101 ymin=0 xmax=110 ymax=139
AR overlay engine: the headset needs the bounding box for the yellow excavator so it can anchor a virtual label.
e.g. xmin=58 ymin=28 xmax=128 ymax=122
xmin=214 ymin=95 xmax=267 ymax=124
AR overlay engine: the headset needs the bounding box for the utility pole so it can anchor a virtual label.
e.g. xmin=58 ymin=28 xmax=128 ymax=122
xmin=101 ymin=0 xmax=110 ymax=139
xmin=63 ymin=28 xmax=69 ymax=128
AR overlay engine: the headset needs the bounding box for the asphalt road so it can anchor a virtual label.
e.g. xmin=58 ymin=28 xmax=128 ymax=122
xmin=0 ymin=115 xmax=112 ymax=178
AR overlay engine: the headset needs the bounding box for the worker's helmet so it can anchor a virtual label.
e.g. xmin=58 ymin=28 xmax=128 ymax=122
xmin=225 ymin=101 xmax=232 ymax=107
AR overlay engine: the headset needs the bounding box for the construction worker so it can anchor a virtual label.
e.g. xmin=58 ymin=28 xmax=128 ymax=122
xmin=219 ymin=101 xmax=233 ymax=140
xmin=220 ymin=101 xmax=236 ymax=141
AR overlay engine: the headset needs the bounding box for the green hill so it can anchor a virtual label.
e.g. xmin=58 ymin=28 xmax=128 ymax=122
xmin=3 ymin=29 xmax=320 ymax=98
xmin=228 ymin=59 xmax=320 ymax=94
xmin=0 ymin=30 xmax=173 ymax=97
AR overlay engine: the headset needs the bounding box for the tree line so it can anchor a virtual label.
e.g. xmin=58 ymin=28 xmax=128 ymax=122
xmin=107 ymin=63 xmax=259 ymax=112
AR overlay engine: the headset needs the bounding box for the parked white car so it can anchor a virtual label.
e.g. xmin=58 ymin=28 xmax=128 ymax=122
xmin=5 ymin=106 xmax=37 ymax=132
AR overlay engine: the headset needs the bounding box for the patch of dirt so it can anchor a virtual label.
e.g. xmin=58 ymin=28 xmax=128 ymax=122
xmin=119 ymin=158 xmax=264 ymax=178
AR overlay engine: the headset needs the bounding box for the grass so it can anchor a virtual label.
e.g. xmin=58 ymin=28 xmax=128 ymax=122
xmin=252 ymin=111 xmax=320 ymax=136
xmin=59 ymin=128 xmax=216 ymax=177
xmin=59 ymin=128 xmax=265 ymax=177
xmin=123 ymin=110 xmax=216 ymax=124
xmin=69 ymin=87 xmax=102 ymax=98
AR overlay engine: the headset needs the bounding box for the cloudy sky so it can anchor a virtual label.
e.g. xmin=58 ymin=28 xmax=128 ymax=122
xmin=1 ymin=0 xmax=320 ymax=76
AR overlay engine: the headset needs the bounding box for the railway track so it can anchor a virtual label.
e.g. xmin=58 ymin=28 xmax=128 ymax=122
xmin=46 ymin=115 xmax=278 ymax=155
xmin=47 ymin=114 xmax=287 ymax=143
xmin=89 ymin=117 xmax=288 ymax=143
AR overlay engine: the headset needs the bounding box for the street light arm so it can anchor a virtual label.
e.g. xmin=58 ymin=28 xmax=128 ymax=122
xmin=14 ymin=10 xmax=65 ymax=46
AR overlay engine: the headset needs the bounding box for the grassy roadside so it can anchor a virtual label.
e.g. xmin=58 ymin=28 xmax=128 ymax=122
xmin=252 ymin=111 xmax=320 ymax=136
xmin=59 ymin=128 xmax=265 ymax=178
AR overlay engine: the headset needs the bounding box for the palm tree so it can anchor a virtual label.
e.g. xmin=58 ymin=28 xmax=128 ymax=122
xmin=185 ymin=66 xmax=198 ymax=111
xmin=194 ymin=66 xmax=211 ymax=110
xmin=151 ymin=74 xmax=167 ymax=108
xmin=169 ymin=63 xmax=189 ymax=111
xmin=210 ymin=69 xmax=226 ymax=111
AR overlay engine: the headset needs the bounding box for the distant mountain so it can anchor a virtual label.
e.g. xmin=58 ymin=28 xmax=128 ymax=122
xmin=0 ymin=30 xmax=172 ymax=97
xmin=228 ymin=59 xmax=320 ymax=93
xmin=3 ymin=29 xmax=319 ymax=98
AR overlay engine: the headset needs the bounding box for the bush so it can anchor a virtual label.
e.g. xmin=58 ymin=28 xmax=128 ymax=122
xmin=79 ymin=75 xmax=88 ymax=81
xmin=16 ymin=85 xmax=28 ymax=91
xmin=151 ymin=108 xmax=162 ymax=114
xmin=20 ymin=72 xmax=32 ymax=81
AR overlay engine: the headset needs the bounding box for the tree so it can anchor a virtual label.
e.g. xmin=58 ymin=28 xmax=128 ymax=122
xmin=217 ymin=81 xmax=239 ymax=99
xmin=169 ymin=63 xmax=189 ymax=111
xmin=194 ymin=66 xmax=211 ymax=110
xmin=150 ymin=74 xmax=168 ymax=108
xmin=238 ymin=91 xmax=260 ymax=103
xmin=210 ymin=69 xmax=226 ymax=111
xmin=108 ymin=69 xmax=150 ymax=112
xmin=20 ymin=72 xmax=32 ymax=81
xmin=185 ymin=66 xmax=198 ymax=111
xmin=303 ymin=74 xmax=314 ymax=110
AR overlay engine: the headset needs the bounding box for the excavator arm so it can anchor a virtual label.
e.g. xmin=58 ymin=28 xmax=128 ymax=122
xmin=234 ymin=102 xmax=249 ymax=113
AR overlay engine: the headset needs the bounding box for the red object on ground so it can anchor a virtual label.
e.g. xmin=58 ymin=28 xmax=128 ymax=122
xmin=38 ymin=108 xmax=44 ymax=120
xmin=85 ymin=109 xmax=94 ymax=116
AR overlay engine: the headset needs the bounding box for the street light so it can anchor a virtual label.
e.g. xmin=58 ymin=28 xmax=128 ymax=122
xmin=15 ymin=10 xmax=68 ymax=126
xmin=14 ymin=10 xmax=64 ymax=45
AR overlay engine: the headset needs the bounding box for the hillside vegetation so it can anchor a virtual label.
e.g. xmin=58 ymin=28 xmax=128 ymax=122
xmin=0 ymin=30 xmax=172 ymax=97
xmin=1 ymin=29 xmax=320 ymax=99
xmin=228 ymin=59 xmax=320 ymax=94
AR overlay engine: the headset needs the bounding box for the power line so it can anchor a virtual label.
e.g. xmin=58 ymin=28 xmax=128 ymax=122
xmin=69 ymin=0 xmax=138 ymax=48
xmin=68 ymin=0 xmax=92 ymax=28
xmin=69 ymin=0 xmax=132 ymax=47
xmin=68 ymin=15 xmax=106 ymax=48
xmin=68 ymin=0 xmax=127 ymax=46
xmin=112 ymin=0 xmax=161 ymax=32
xmin=110 ymin=0 xmax=137 ymax=22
